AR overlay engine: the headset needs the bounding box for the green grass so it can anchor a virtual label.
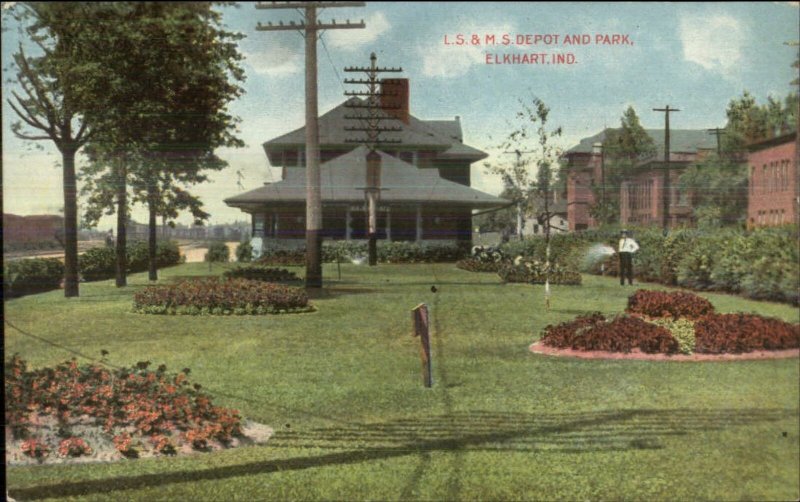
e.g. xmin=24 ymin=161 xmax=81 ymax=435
xmin=5 ymin=262 xmax=799 ymax=501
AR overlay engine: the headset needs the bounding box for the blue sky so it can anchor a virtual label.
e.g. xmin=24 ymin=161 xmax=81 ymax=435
xmin=2 ymin=1 xmax=798 ymax=226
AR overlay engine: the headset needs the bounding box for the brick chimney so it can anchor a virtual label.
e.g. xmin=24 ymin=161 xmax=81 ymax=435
xmin=380 ymin=78 xmax=409 ymax=124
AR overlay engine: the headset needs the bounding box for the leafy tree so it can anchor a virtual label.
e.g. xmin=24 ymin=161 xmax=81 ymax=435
xmin=678 ymin=154 xmax=748 ymax=228
xmin=5 ymin=3 xmax=105 ymax=297
xmin=78 ymin=3 xmax=245 ymax=282
xmin=474 ymin=189 xmax=516 ymax=237
xmin=589 ymin=106 xmax=656 ymax=224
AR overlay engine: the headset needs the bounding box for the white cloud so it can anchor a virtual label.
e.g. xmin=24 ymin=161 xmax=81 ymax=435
xmin=324 ymin=11 xmax=391 ymax=51
xmin=243 ymin=44 xmax=301 ymax=77
xmin=679 ymin=14 xmax=745 ymax=76
xmin=419 ymin=23 xmax=514 ymax=79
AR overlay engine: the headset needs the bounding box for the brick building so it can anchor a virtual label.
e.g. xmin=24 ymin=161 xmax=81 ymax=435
xmin=747 ymin=131 xmax=798 ymax=228
xmin=563 ymin=129 xmax=716 ymax=230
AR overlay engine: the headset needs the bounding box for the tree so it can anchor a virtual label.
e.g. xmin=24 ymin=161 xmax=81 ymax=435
xmin=678 ymin=154 xmax=748 ymax=228
xmin=589 ymin=106 xmax=656 ymax=224
xmin=5 ymin=3 xmax=103 ymax=297
xmin=492 ymin=95 xmax=563 ymax=308
xmin=77 ymin=3 xmax=245 ymax=282
xmin=474 ymin=189 xmax=516 ymax=237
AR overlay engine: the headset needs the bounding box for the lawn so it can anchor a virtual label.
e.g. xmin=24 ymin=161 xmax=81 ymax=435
xmin=5 ymin=262 xmax=799 ymax=501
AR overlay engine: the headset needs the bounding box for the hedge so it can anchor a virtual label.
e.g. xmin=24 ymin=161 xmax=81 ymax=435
xmin=3 ymin=258 xmax=65 ymax=297
xmin=222 ymin=266 xmax=300 ymax=283
xmin=258 ymin=241 xmax=468 ymax=266
xmin=79 ymin=241 xmax=183 ymax=281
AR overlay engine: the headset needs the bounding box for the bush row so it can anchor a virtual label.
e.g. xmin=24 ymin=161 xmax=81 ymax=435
xmin=257 ymin=241 xmax=468 ymax=265
xmin=222 ymin=266 xmax=300 ymax=283
xmin=455 ymin=258 xmax=504 ymax=273
xmin=79 ymin=241 xmax=183 ymax=281
xmin=3 ymin=258 xmax=65 ymax=298
xmin=133 ymin=278 xmax=310 ymax=315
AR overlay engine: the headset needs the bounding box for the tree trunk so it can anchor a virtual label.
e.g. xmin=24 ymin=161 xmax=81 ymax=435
xmin=147 ymin=183 xmax=158 ymax=281
xmin=517 ymin=202 xmax=524 ymax=241
xmin=62 ymin=147 xmax=80 ymax=297
xmin=115 ymin=162 xmax=127 ymax=287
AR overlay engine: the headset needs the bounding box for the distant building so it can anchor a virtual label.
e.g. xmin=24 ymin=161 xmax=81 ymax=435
xmin=747 ymin=131 xmax=798 ymax=228
xmin=522 ymin=192 xmax=568 ymax=236
xmin=225 ymin=78 xmax=505 ymax=248
xmin=3 ymin=213 xmax=63 ymax=245
xmin=563 ymin=129 xmax=717 ymax=230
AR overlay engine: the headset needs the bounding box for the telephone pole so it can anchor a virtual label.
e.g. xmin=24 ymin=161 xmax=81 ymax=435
xmin=653 ymin=105 xmax=680 ymax=232
xmin=707 ymin=127 xmax=725 ymax=157
xmin=343 ymin=53 xmax=403 ymax=266
xmin=255 ymin=2 xmax=365 ymax=287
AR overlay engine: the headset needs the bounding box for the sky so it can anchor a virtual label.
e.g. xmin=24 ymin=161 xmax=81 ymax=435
xmin=2 ymin=1 xmax=799 ymax=228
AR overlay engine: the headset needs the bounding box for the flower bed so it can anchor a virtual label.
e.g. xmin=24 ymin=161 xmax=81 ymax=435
xmin=540 ymin=313 xmax=678 ymax=354
xmin=5 ymin=356 xmax=247 ymax=464
xmin=222 ymin=266 xmax=300 ymax=283
xmin=540 ymin=291 xmax=800 ymax=356
xmin=694 ymin=313 xmax=800 ymax=354
xmin=133 ymin=278 xmax=311 ymax=315
xmin=626 ymin=289 xmax=715 ymax=320
xmin=497 ymin=261 xmax=582 ymax=285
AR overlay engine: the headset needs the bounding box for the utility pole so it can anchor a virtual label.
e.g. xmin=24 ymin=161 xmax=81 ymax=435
xmin=707 ymin=127 xmax=725 ymax=157
xmin=255 ymin=2 xmax=365 ymax=287
xmin=343 ymin=53 xmax=402 ymax=266
xmin=653 ymin=105 xmax=680 ymax=232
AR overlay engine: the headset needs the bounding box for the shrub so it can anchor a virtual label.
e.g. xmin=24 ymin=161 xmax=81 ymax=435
xmin=694 ymin=313 xmax=800 ymax=354
xmin=377 ymin=242 xmax=466 ymax=263
xmin=542 ymin=314 xmax=678 ymax=354
xmin=78 ymin=246 xmax=117 ymax=281
xmin=204 ymin=242 xmax=230 ymax=263
xmin=3 ymin=257 xmax=64 ymax=297
xmin=498 ymin=259 xmax=582 ymax=285
xmin=223 ymin=266 xmax=300 ymax=283
xmin=133 ymin=278 xmax=310 ymax=314
xmin=651 ymin=318 xmax=696 ymax=354
xmin=127 ymin=240 xmax=183 ymax=272
xmin=626 ymin=289 xmax=715 ymax=320
xmin=235 ymin=241 xmax=253 ymax=262
xmin=257 ymin=249 xmax=306 ymax=266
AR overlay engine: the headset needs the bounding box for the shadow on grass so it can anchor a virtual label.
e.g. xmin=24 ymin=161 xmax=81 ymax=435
xmin=9 ymin=407 xmax=795 ymax=500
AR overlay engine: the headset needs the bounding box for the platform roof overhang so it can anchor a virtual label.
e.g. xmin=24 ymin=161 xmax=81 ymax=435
xmin=225 ymin=146 xmax=504 ymax=212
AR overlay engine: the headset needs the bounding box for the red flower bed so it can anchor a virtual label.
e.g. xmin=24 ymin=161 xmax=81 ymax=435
xmin=5 ymin=356 xmax=244 ymax=458
xmin=133 ymin=278 xmax=310 ymax=314
xmin=694 ymin=313 xmax=800 ymax=354
xmin=626 ymin=289 xmax=715 ymax=320
xmin=541 ymin=314 xmax=679 ymax=354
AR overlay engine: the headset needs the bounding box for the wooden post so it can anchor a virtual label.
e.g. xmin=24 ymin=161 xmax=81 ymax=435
xmin=411 ymin=303 xmax=432 ymax=388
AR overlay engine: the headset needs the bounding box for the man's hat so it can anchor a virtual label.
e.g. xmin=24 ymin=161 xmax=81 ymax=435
xmin=621 ymin=229 xmax=629 ymax=235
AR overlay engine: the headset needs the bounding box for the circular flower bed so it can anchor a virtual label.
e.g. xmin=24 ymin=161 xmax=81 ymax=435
xmin=5 ymin=356 xmax=272 ymax=465
xmin=534 ymin=290 xmax=800 ymax=359
xmin=133 ymin=278 xmax=313 ymax=315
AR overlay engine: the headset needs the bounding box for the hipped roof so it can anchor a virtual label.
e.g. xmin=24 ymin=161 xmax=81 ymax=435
xmin=225 ymin=146 xmax=504 ymax=208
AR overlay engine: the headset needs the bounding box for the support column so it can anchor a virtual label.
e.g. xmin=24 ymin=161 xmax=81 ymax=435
xmin=416 ymin=205 xmax=423 ymax=243
xmin=386 ymin=207 xmax=392 ymax=242
xmin=345 ymin=207 xmax=352 ymax=240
